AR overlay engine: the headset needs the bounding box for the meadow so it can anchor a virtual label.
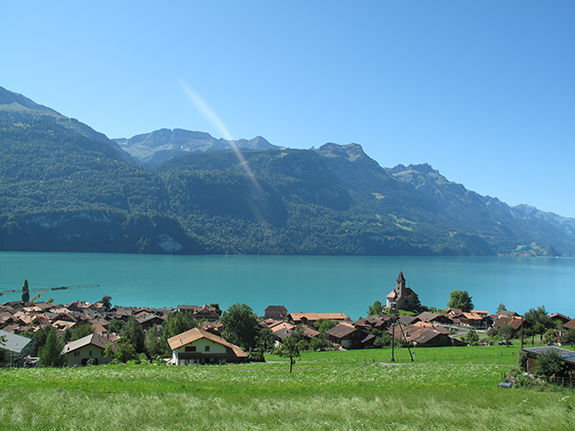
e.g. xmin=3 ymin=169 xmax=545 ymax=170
xmin=0 ymin=345 xmax=573 ymax=431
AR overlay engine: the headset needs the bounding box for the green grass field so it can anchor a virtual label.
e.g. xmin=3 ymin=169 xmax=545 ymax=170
xmin=0 ymin=345 xmax=573 ymax=431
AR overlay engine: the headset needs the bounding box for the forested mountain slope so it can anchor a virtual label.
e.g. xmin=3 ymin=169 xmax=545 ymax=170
xmin=1 ymin=86 xmax=574 ymax=256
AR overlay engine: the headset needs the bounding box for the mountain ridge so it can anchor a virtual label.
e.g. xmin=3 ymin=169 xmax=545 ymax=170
xmin=1 ymin=85 xmax=573 ymax=256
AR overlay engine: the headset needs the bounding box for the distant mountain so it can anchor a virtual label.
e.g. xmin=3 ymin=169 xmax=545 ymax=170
xmin=115 ymin=128 xmax=278 ymax=166
xmin=1 ymin=85 xmax=574 ymax=256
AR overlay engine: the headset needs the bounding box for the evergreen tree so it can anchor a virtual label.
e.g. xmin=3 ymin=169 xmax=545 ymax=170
xmin=38 ymin=328 xmax=63 ymax=367
xmin=21 ymin=279 xmax=30 ymax=303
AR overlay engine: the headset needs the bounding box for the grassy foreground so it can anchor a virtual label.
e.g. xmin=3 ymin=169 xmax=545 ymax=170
xmin=0 ymin=345 xmax=573 ymax=431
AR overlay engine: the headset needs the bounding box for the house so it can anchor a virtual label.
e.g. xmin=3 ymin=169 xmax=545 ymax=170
xmin=407 ymin=327 xmax=463 ymax=347
xmin=416 ymin=312 xmax=453 ymax=325
xmin=521 ymin=346 xmax=575 ymax=374
xmin=493 ymin=316 xmax=525 ymax=331
xmin=264 ymin=305 xmax=288 ymax=320
xmin=0 ymin=330 xmax=33 ymax=367
xmin=564 ymin=319 xmax=575 ymax=331
xmin=177 ymin=304 xmax=222 ymax=321
xmin=167 ymin=328 xmax=248 ymax=365
xmin=61 ymin=334 xmax=116 ymax=367
xmin=456 ymin=312 xmax=485 ymax=327
xmin=288 ymin=312 xmax=350 ymax=326
xmin=326 ymin=323 xmax=368 ymax=349
xmin=385 ymin=272 xmax=420 ymax=310
xmin=550 ymin=313 xmax=571 ymax=325
xmin=136 ymin=314 xmax=166 ymax=330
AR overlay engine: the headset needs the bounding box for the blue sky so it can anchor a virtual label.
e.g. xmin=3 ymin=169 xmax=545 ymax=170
xmin=1 ymin=1 xmax=574 ymax=216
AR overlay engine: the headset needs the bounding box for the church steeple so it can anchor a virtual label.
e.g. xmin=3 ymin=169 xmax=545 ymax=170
xmin=396 ymin=272 xmax=406 ymax=296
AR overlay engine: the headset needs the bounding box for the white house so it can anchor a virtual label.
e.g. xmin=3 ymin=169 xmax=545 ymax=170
xmin=167 ymin=327 xmax=248 ymax=365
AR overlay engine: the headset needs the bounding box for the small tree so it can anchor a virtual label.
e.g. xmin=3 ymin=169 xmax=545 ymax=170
xmin=101 ymin=296 xmax=112 ymax=312
xmin=255 ymin=327 xmax=276 ymax=353
xmin=275 ymin=335 xmax=302 ymax=373
xmin=496 ymin=304 xmax=507 ymax=313
xmin=543 ymin=328 xmax=557 ymax=345
xmin=38 ymin=328 xmax=63 ymax=367
xmin=145 ymin=326 xmax=166 ymax=359
xmin=367 ymin=300 xmax=383 ymax=316
xmin=22 ymin=280 xmax=30 ymax=303
xmin=106 ymin=340 xmax=137 ymax=363
xmin=447 ymin=290 xmax=473 ymax=312
xmin=498 ymin=324 xmax=514 ymax=345
xmin=465 ymin=329 xmax=480 ymax=346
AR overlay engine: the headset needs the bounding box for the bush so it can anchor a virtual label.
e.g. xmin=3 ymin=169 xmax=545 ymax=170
xmin=534 ymin=351 xmax=569 ymax=381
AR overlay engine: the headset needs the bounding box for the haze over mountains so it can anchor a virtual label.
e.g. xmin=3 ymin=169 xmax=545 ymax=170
xmin=1 ymin=85 xmax=574 ymax=256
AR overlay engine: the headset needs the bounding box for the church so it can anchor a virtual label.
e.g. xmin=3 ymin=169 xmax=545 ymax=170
xmin=385 ymin=272 xmax=420 ymax=311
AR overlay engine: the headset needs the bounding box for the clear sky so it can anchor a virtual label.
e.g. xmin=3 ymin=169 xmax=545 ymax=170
xmin=1 ymin=1 xmax=574 ymax=216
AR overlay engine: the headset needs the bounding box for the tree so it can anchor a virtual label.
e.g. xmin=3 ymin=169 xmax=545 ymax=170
xmin=106 ymin=340 xmax=137 ymax=363
xmin=162 ymin=312 xmax=197 ymax=341
xmin=255 ymin=327 xmax=276 ymax=353
xmin=101 ymin=296 xmax=112 ymax=311
xmin=0 ymin=334 xmax=5 ymax=347
xmin=122 ymin=316 xmax=145 ymax=353
xmin=221 ymin=304 xmax=260 ymax=350
xmin=145 ymin=326 xmax=167 ymax=358
xmin=543 ymin=328 xmax=557 ymax=345
xmin=496 ymin=304 xmax=507 ymax=313
xmin=498 ymin=324 xmax=514 ymax=345
xmin=447 ymin=290 xmax=473 ymax=312
xmin=524 ymin=306 xmax=554 ymax=345
xmin=67 ymin=324 xmax=94 ymax=342
xmin=275 ymin=335 xmax=303 ymax=373
xmin=367 ymin=300 xmax=383 ymax=316
xmin=562 ymin=329 xmax=575 ymax=345
xmin=22 ymin=279 xmax=30 ymax=303
xmin=38 ymin=328 xmax=63 ymax=367
xmin=465 ymin=329 xmax=480 ymax=346
xmin=107 ymin=319 xmax=125 ymax=334
xmin=314 ymin=319 xmax=337 ymax=335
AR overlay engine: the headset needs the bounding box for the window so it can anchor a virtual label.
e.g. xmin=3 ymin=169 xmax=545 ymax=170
xmin=205 ymin=345 xmax=210 ymax=352
xmin=185 ymin=346 xmax=196 ymax=352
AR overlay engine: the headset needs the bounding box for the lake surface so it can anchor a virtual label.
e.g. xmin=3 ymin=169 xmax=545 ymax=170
xmin=0 ymin=252 xmax=573 ymax=319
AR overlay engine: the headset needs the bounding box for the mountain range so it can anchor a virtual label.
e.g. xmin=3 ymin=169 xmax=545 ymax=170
xmin=1 ymin=85 xmax=574 ymax=256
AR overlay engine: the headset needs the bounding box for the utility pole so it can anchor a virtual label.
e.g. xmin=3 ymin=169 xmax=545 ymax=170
xmin=390 ymin=303 xmax=396 ymax=362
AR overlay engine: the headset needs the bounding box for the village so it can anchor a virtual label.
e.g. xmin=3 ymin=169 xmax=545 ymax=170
xmin=1 ymin=272 xmax=574 ymax=377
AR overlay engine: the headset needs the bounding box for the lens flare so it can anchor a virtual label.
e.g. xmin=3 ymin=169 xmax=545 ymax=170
xmin=179 ymin=81 xmax=267 ymax=223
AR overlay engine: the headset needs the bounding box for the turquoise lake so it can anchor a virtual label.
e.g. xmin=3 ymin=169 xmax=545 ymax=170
xmin=0 ymin=252 xmax=573 ymax=318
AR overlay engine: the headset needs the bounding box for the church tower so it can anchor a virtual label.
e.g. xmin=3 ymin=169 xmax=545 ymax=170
xmin=396 ymin=271 xmax=406 ymax=297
